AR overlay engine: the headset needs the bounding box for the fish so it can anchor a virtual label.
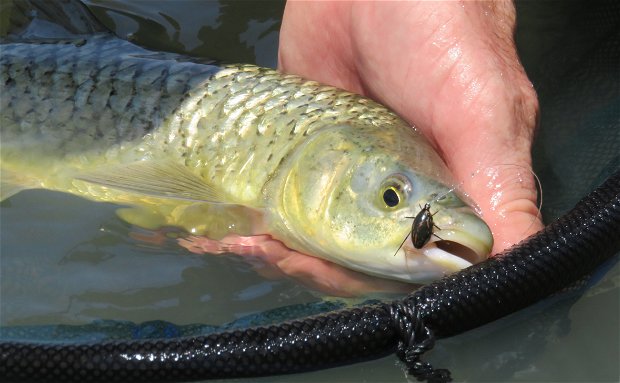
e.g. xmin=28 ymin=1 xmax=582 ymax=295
xmin=0 ymin=0 xmax=493 ymax=283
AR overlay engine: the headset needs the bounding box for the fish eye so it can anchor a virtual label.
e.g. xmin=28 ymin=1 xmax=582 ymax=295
xmin=383 ymin=187 xmax=400 ymax=207
xmin=379 ymin=174 xmax=412 ymax=209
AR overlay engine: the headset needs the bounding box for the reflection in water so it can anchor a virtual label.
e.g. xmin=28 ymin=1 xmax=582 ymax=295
xmin=85 ymin=0 xmax=283 ymax=67
xmin=0 ymin=190 xmax=316 ymax=328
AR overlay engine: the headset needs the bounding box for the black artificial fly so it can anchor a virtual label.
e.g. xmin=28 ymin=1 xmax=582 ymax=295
xmin=393 ymin=202 xmax=443 ymax=256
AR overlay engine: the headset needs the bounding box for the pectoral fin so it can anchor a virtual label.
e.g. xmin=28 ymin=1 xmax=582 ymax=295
xmin=0 ymin=168 xmax=38 ymax=201
xmin=76 ymin=161 xmax=233 ymax=204
xmin=0 ymin=181 xmax=26 ymax=201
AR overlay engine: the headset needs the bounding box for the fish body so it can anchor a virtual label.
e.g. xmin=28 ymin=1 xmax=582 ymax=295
xmin=0 ymin=5 xmax=493 ymax=282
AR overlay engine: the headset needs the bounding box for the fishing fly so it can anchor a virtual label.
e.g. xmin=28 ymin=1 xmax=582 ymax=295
xmin=391 ymin=179 xmax=463 ymax=257
xmin=393 ymin=202 xmax=443 ymax=256
xmin=410 ymin=202 xmax=441 ymax=248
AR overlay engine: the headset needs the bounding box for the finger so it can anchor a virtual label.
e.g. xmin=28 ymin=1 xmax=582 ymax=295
xmin=433 ymin=53 xmax=543 ymax=254
xmin=460 ymin=162 xmax=544 ymax=255
xmin=276 ymin=253 xmax=413 ymax=296
xmin=278 ymin=1 xmax=360 ymax=92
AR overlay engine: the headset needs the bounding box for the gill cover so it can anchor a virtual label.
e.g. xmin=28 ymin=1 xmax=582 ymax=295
xmin=274 ymin=125 xmax=421 ymax=267
xmin=277 ymin=126 xmax=359 ymax=258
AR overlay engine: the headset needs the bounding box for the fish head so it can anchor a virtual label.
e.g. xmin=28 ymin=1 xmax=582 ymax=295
xmin=274 ymin=119 xmax=493 ymax=283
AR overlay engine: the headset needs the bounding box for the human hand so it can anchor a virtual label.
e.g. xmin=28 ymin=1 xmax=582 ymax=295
xmin=178 ymin=234 xmax=413 ymax=297
xmin=278 ymin=0 xmax=543 ymax=254
xmin=131 ymin=228 xmax=412 ymax=297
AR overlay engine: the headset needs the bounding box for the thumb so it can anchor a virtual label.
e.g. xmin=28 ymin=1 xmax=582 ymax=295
xmin=459 ymin=161 xmax=544 ymax=255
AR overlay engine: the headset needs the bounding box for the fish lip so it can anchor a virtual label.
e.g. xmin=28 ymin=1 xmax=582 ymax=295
xmin=432 ymin=239 xmax=482 ymax=265
xmin=403 ymin=228 xmax=492 ymax=273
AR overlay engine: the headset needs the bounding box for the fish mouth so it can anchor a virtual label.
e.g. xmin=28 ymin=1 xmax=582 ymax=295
xmin=415 ymin=238 xmax=487 ymax=272
xmin=401 ymin=215 xmax=493 ymax=280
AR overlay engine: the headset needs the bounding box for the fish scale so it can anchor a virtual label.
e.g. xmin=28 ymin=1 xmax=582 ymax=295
xmin=1 ymin=36 xmax=213 ymax=158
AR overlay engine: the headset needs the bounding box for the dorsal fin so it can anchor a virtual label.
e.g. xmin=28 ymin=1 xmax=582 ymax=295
xmin=1 ymin=0 xmax=108 ymax=41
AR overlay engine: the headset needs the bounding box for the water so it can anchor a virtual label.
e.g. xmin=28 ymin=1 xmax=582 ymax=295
xmin=1 ymin=0 xmax=618 ymax=381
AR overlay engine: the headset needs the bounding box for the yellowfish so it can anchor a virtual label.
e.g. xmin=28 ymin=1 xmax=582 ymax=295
xmin=0 ymin=1 xmax=493 ymax=283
